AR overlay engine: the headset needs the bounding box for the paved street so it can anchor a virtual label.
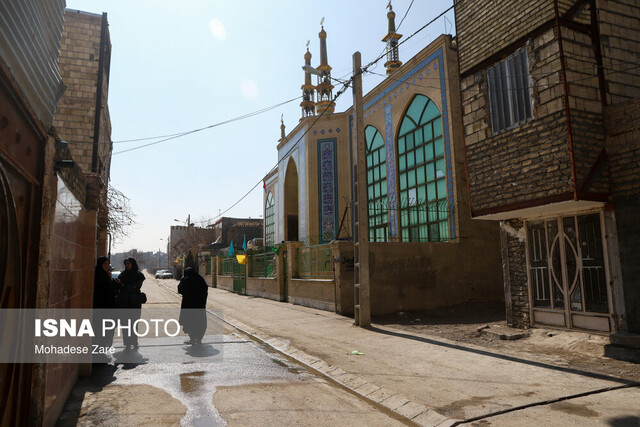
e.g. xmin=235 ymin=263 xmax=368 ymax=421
xmin=56 ymin=275 xmax=408 ymax=426
xmin=56 ymin=273 xmax=640 ymax=426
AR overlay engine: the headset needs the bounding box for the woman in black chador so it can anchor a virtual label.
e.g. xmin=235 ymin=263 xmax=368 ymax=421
xmin=93 ymin=256 xmax=119 ymax=354
xmin=178 ymin=267 xmax=208 ymax=345
xmin=116 ymin=257 xmax=145 ymax=350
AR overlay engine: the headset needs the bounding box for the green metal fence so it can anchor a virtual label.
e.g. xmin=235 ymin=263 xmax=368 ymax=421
xmin=220 ymin=258 xmax=235 ymax=276
xmin=249 ymin=250 xmax=276 ymax=278
xmin=297 ymin=243 xmax=333 ymax=279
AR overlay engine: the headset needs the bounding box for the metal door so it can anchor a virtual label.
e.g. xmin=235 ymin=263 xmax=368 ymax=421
xmin=232 ymin=262 xmax=246 ymax=295
xmin=527 ymin=213 xmax=611 ymax=331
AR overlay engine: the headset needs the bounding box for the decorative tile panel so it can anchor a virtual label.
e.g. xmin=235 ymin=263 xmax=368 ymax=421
xmin=384 ymin=104 xmax=398 ymax=237
xmin=318 ymin=139 xmax=338 ymax=241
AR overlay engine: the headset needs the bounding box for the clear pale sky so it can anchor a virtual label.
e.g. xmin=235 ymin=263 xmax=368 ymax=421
xmin=65 ymin=0 xmax=455 ymax=253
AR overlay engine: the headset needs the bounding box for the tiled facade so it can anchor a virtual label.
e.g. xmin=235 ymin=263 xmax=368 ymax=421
xmin=456 ymin=0 xmax=640 ymax=333
xmin=264 ymin=28 xmax=504 ymax=314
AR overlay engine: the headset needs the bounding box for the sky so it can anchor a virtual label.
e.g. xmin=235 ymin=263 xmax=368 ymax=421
xmin=64 ymin=0 xmax=456 ymax=254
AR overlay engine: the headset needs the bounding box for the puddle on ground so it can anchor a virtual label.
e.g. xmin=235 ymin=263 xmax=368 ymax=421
xmin=180 ymin=371 xmax=205 ymax=393
xmin=271 ymin=357 xmax=302 ymax=375
xmin=550 ymin=401 xmax=600 ymax=418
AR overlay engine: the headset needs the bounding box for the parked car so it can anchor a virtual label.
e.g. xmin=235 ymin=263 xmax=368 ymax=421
xmin=155 ymin=269 xmax=173 ymax=279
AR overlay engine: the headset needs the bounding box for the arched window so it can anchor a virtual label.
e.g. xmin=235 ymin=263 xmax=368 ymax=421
xmin=365 ymin=125 xmax=388 ymax=242
xmin=397 ymin=95 xmax=449 ymax=242
xmin=264 ymin=192 xmax=275 ymax=246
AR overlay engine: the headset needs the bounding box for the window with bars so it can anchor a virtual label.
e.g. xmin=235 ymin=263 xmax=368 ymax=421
xmin=365 ymin=125 xmax=388 ymax=242
xmin=397 ymin=95 xmax=449 ymax=242
xmin=487 ymin=48 xmax=532 ymax=133
xmin=264 ymin=192 xmax=275 ymax=246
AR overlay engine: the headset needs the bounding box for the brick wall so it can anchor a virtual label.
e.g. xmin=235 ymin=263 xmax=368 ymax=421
xmin=456 ymin=0 xmax=560 ymax=74
xmin=500 ymin=220 xmax=530 ymax=328
xmin=606 ymin=98 xmax=640 ymax=195
xmin=598 ymin=0 xmax=640 ymax=104
xmin=53 ymin=10 xmax=111 ymax=181
xmin=461 ymin=27 xmax=574 ymax=213
xmin=606 ymin=97 xmax=640 ymax=332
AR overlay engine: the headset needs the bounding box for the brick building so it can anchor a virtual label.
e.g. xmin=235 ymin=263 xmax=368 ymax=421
xmin=455 ymin=0 xmax=639 ymax=333
xmin=54 ymin=9 xmax=113 ymax=253
xmin=1 ymin=3 xmax=113 ymax=426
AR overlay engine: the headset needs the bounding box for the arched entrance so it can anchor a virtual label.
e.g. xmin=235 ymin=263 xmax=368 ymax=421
xmin=284 ymin=159 xmax=299 ymax=241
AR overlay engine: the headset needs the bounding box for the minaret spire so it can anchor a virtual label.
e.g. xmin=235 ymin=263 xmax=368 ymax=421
xmin=382 ymin=2 xmax=402 ymax=75
xmin=315 ymin=18 xmax=335 ymax=115
xmin=280 ymin=115 xmax=286 ymax=141
xmin=300 ymin=40 xmax=316 ymax=119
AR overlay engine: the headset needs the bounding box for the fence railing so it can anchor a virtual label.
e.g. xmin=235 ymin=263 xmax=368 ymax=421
xmin=249 ymin=250 xmax=276 ymax=278
xmin=219 ymin=258 xmax=236 ymax=276
xmin=297 ymin=243 xmax=333 ymax=279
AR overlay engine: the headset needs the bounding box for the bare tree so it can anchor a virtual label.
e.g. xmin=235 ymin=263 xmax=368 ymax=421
xmin=98 ymin=185 xmax=136 ymax=245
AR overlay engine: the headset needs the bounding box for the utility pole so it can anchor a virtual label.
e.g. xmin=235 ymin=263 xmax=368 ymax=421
xmin=352 ymin=51 xmax=370 ymax=327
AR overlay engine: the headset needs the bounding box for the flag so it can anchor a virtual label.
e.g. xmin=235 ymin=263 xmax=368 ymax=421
xmin=228 ymin=240 xmax=234 ymax=257
xmin=236 ymin=254 xmax=247 ymax=264
xmin=263 ymin=182 xmax=266 ymax=194
xmin=242 ymin=234 xmax=247 ymax=252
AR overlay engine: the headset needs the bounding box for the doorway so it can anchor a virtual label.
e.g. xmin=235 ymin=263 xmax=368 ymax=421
xmin=284 ymin=159 xmax=299 ymax=241
xmin=526 ymin=213 xmax=612 ymax=332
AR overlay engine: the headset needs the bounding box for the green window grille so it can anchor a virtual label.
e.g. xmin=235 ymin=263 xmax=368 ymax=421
xmin=249 ymin=249 xmax=276 ymax=278
xmin=365 ymin=125 xmax=388 ymax=242
xmin=297 ymin=243 xmax=333 ymax=279
xmin=397 ymin=95 xmax=449 ymax=242
xmin=264 ymin=192 xmax=275 ymax=246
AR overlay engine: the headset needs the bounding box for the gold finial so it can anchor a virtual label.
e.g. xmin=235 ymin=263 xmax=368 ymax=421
xmin=387 ymin=1 xmax=392 ymax=11
xmin=306 ymin=40 xmax=310 ymax=49
xmin=281 ymin=114 xmax=284 ymax=125
xmin=320 ymin=17 xmax=324 ymax=27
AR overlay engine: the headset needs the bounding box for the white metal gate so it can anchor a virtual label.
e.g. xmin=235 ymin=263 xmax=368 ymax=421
xmin=526 ymin=213 xmax=612 ymax=332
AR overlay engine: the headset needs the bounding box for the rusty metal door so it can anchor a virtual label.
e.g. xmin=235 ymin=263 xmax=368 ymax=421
xmin=1 ymin=83 xmax=45 ymax=426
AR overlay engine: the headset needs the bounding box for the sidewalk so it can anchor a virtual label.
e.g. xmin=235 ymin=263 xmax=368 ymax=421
xmin=209 ymin=288 xmax=640 ymax=426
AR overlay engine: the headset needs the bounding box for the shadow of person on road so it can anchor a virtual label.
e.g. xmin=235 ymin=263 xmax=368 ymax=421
xmin=113 ymin=348 xmax=149 ymax=369
xmin=607 ymin=415 xmax=640 ymax=426
xmin=55 ymin=364 xmax=117 ymax=426
xmin=184 ymin=343 xmax=219 ymax=358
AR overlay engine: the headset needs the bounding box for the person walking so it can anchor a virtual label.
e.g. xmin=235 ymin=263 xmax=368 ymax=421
xmin=116 ymin=257 xmax=145 ymax=350
xmin=178 ymin=267 xmax=208 ymax=345
xmin=93 ymin=256 xmax=119 ymax=358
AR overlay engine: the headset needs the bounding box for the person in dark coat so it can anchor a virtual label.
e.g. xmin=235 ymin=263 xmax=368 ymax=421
xmin=178 ymin=267 xmax=208 ymax=345
xmin=93 ymin=256 xmax=119 ymax=356
xmin=93 ymin=256 xmax=118 ymax=309
xmin=116 ymin=257 xmax=145 ymax=350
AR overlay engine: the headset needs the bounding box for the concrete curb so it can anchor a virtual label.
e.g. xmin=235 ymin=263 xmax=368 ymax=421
xmin=212 ymin=310 xmax=458 ymax=427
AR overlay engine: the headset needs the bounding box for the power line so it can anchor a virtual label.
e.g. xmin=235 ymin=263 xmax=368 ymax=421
xmin=112 ymin=96 xmax=300 ymax=154
xmin=194 ymin=79 xmax=354 ymax=227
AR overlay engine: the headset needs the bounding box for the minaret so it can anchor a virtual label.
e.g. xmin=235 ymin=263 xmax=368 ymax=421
xmin=382 ymin=2 xmax=402 ymax=75
xmin=300 ymin=42 xmax=316 ymax=119
xmin=279 ymin=115 xmax=286 ymax=141
xmin=315 ymin=18 xmax=335 ymax=115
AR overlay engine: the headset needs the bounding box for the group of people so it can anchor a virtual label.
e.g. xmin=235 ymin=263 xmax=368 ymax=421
xmin=93 ymin=256 xmax=208 ymax=352
xmin=93 ymin=256 xmax=146 ymax=350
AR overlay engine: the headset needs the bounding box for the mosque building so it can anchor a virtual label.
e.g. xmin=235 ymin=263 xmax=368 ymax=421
xmin=262 ymin=5 xmax=503 ymax=314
